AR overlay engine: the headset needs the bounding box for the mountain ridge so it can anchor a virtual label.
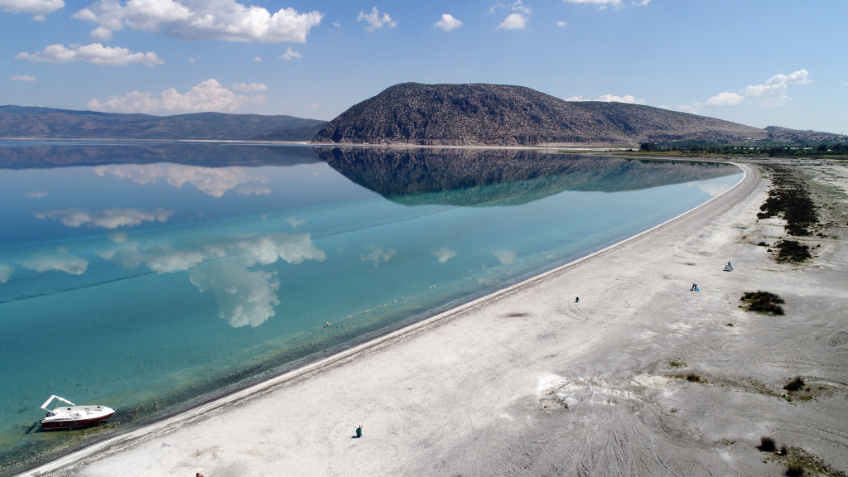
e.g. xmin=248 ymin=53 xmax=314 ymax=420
xmin=313 ymin=83 xmax=768 ymax=146
xmin=0 ymin=105 xmax=328 ymax=141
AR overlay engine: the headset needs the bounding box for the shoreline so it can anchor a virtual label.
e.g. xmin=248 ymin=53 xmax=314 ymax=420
xmin=17 ymin=163 xmax=751 ymax=476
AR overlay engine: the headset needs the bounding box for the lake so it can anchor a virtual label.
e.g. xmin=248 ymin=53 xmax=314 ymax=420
xmin=0 ymin=142 xmax=741 ymax=472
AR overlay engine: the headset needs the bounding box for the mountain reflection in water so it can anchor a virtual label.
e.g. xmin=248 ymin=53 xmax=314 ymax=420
xmin=318 ymin=148 xmax=740 ymax=207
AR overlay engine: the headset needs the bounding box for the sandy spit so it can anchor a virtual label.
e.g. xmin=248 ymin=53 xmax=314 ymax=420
xmin=23 ymin=162 xmax=848 ymax=476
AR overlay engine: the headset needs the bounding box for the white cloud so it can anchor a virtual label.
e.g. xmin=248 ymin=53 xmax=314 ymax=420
xmin=497 ymin=13 xmax=527 ymax=29
xmin=742 ymin=69 xmax=811 ymax=107
xmin=0 ymin=0 xmax=64 ymax=20
xmin=568 ymin=94 xmax=644 ymax=104
xmin=253 ymin=56 xmax=262 ymax=62
xmin=88 ymin=79 xmax=265 ymax=114
xmin=94 ymin=163 xmax=268 ymax=197
xmin=704 ymin=91 xmax=744 ymax=107
xmin=598 ymin=93 xmax=644 ymax=104
xmin=432 ymin=246 xmax=456 ymax=263
xmin=17 ymin=43 xmax=163 ymax=67
xmin=90 ymin=25 xmax=112 ymax=40
xmin=434 ymin=13 xmax=462 ymax=31
xmin=556 ymin=20 xmax=567 ymax=26
xmin=279 ymin=47 xmax=301 ymax=60
xmin=562 ymin=0 xmax=623 ymax=7
xmin=673 ymin=69 xmax=812 ymax=114
xmin=33 ymin=207 xmax=173 ymax=229
xmin=231 ymin=82 xmax=267 ymax=92
xmin=22 ymin=190 xmax=47 ymax=197
xmin=310 ymin=103 xmax=319 ymax=108
xmin=492 ymin=250 xmax=516 ymax=264
xmin=357 ymin=6 xmax=396 ymax=32
xmin=0 ymin=264 xmax=13 ymax=283
xmin=22 ymin=253 xmax=88 ymax=275
xmin=72 ymin=0 xmax=323 ymax=43
xmin=633 ymin=0 xmax=651 ymax=5
xmin=10 ymin=74 xmax=37 ymax=81
xmin=360 ymin=246 xmax=395 ymax=266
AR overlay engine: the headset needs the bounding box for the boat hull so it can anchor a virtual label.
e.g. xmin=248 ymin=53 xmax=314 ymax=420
xmin=40 ymin=412 xmax=114 ymax=430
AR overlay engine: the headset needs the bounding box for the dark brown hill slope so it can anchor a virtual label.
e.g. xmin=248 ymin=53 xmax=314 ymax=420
xmin=313 ymin=83 xmax=767 ymax=145
xmin=0 ymin=106 xmax=327 ymax=141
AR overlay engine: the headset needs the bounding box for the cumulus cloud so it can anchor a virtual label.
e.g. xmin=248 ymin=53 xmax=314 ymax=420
xmin=90 ymin=26 xmax=113 ymax=40
xmin=10 ymin=74 xmax=37 ymax=81
xmin=556 ymin=20 xmax=567 ymax=26
xmin=0 ymin=264 xmax=13 ymax=283
xmin=562 ymin=0 xmax=623 ymax=8
xmin=497 ymin=13 xmax=527 ymax=29
xmin=88 ymin=79 xmax=265 ymax=114
xmin=253 ymin=56 xmax=262 ymax=62
xmin=22 ymin=191 xmax=47 ymax=197
xmin=99 ymin=233 xmax=326 ymax=327
xmin=33 ymin=207 xmax=173 ymax=229
xmin=72 ymin=0 xmax=323 ymax=43
xmin=231 ymin=82 xmax=267 ymax=92
xmin=742 ymin=69 xmax=811 ymax=107
xmin=17 ymin=43 xmax=163 ymax=67
xmin=672 ymin=69 xmax=812 ymax=114
xmin=434 ymin=13 xmax=462 ymax=31
xmin=704 ymin=91 xmax=744 ymax=107
xmin=567 ymin=94 xmax=644 ymax=104
xmin=0 ymin=0 xmax=64 ymax=20
xmin=492 ymin=250 xmax=516 ymax=264
xmin=432 ymin=246 xmax=457 ymax=263
xmin=279 ymin=47 xmax=301 ymax=60
xmin=360 ymin=246 xmax=395 ymax=266
xmin=22 ymin=253 xmax=88 ymax=275
xmin=357 ymin=6 xmax=396 ymax=32
xmin=94 ymin=163 xmax=268 ymax=197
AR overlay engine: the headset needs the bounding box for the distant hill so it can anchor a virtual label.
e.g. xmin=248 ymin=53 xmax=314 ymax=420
xmin=765 ymin=126 xmax=847 ymax=143
xmin=0 ymin=105 xmax=328 ymax=141
xmin=313 ymin=83 xmax=768 ymax=146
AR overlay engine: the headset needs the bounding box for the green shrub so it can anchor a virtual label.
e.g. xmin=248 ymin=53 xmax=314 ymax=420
xmin=741 ymin=291 xmax=786 ymax=315
xmin=759 ymin=436 xmax=776 ymax=452
xmin=784 ymin=377 xmax=805 ymax=392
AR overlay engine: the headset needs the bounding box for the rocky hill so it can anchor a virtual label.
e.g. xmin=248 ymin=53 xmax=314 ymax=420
xmin=0 ymin=106 xmax=327 ymax=141
xmin=313 ymin=83 xmax=767 ymax=145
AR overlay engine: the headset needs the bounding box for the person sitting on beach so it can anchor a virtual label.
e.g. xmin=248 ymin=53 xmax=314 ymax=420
xmin=575 ymin=296 xmax=579 ymax=303
xmin=356 ymin=426 xmax=362 ymax=438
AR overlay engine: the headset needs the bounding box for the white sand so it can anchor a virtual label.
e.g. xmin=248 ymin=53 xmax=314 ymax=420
xmin=26 ymin=162 xmax=848 ymax=476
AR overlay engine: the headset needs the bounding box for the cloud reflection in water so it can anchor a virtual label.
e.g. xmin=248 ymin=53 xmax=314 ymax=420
xmin=93 ymin=164 xmax=268 ymax=197
xmin=34 ymin=208 xmax=173 ymax=229
xmin=98 ymin=234 xmax=326 ymax=327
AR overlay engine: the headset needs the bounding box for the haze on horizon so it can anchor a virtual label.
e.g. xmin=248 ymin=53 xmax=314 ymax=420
xmin=1 ymin=0 xmax=845 ymax=134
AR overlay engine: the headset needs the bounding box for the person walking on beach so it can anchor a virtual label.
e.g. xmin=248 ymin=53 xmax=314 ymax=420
xmin=575 ymin=296 xmax=579 ymax=303
xmin=690 ymin=283 xmax=697 ymax=291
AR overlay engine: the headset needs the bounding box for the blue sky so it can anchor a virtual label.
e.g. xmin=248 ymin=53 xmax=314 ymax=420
xmin=2 ymin=0 xmax=846 ymax=133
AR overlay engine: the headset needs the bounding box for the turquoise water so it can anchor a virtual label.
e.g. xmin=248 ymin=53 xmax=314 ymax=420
xmin=0 ymin=142 xmax=741 ymax=471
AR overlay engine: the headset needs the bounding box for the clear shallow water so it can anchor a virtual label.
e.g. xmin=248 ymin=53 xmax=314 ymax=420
xmin=0 ymin=142 xmax=741 ymax=471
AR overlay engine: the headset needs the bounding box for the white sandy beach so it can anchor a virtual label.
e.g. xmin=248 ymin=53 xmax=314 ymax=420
xmin=25 ymin=161 xmax=848 ymax=476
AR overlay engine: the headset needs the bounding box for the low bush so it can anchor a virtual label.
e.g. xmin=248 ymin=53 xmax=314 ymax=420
xmin=784 ymin=377 xmax=805 ymax=392
xmin=775 ymin=240 xmax=812 ymax=262
xmin=786 ymin=463 xmax=805 ymax=477
xmin=686 ymin=373 xmax=701 ymax=383
xmin=760 ymin=436 xmax=776 ymax=452
xmin=741 ymin=291 xmax=786 ymax=315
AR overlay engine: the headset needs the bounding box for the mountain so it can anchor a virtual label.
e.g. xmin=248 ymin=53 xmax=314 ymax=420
xmin=765 ymin=126 xmax=847 ymax=143
xmin=0 ymin=106 xmax=328 ymax=141
xmin=318 ymin=147 xmax=741 ymax=207
xmin=313 ymin=83 xmax=768 ymax=146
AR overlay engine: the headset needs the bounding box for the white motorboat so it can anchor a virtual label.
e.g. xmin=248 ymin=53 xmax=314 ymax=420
xmin=39 ymin=395 xmax=115 ymax=430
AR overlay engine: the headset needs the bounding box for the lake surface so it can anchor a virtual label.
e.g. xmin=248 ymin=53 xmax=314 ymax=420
xmin=0 ymin=142 xmax=741 ymax=472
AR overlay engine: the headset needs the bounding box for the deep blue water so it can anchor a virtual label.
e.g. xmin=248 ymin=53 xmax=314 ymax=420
xmin=0 ymin=142 xmax=741 ymax=470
